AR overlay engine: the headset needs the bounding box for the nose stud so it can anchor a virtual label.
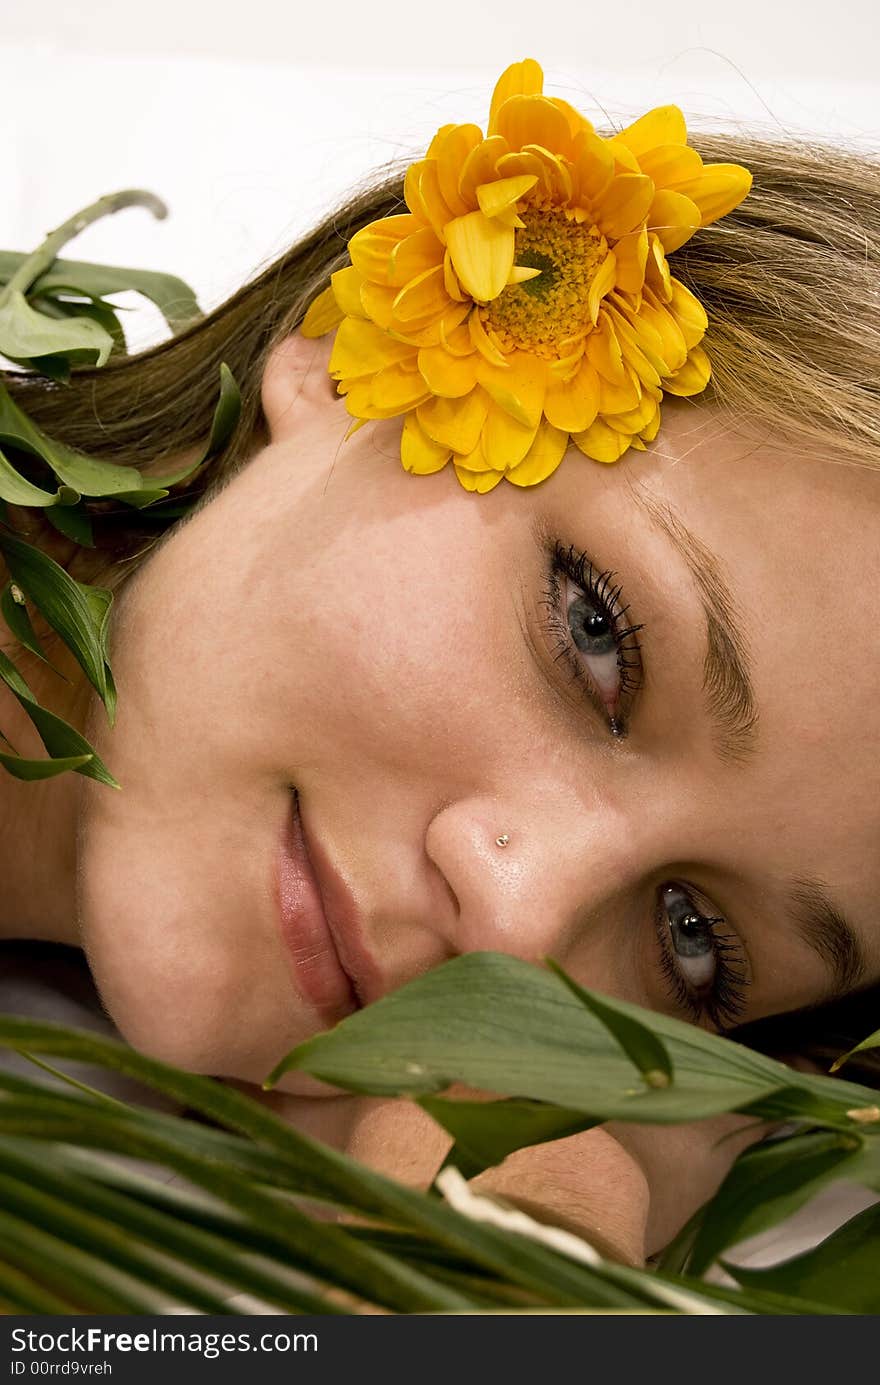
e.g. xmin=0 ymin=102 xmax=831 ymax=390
xmin=495 ymin=833 xmax=510 ymax=848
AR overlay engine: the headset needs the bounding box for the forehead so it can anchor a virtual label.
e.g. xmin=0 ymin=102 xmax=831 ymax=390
xmin=602 ymin=401 xmax=880 ymax=909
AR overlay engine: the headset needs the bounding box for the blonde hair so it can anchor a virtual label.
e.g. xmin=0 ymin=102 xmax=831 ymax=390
xmin=2 ymin=128 xmax=878 ymax=600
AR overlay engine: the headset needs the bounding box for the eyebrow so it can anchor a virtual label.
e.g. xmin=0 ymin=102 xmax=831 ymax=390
xmin=631 ymin=492 xmax=759 ymax=764
xmin=628 ymin=490 xmax=869 ymax=998
xmin=787 ymin=876 xmax=868 ymax=997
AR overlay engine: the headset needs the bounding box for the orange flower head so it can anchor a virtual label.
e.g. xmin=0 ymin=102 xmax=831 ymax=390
xmin=301 ymin=59 xmax=752 ymax=492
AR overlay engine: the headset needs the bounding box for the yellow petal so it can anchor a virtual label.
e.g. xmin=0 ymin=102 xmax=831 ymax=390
xmin=648 ymin=189 xmax=702 ymax=254
xmin=475 ymin=351 xmax=546 ymax=428
xmin=476 ymin=173 xmax=538 ymax=219
xmin=596 ymin=175 xmax=655 ymax=240
xmin=426 ymin=123 xmax=457 ymax=159
xmin=446 ymin=211 xmax=515 ymax=302
xmin=571 ymin=130 xmax=615 ymax=204
xmin=391 ymin=301 xmax=471 ymax=349
xmin=418 ymin=388 xmax=489 ymax=453
xmin=453 ymin=465 xmax=505 ymax=493
xmin=458 ymin=135 xmax=510 ymax=207
xmin=662 ymin=344 xmax=711 ymax=396
xmin=613 ymin=105 xmax=687 ymax=159
xmin=520 ymin=143 xmax=573 ymax=202
xmin=440 ymin=319 xmax=475 ymax=357
xmin=597 ymin=363 xmax=641 ymax=415
xmin=585 ymin=311 xmax=627 ymax=384
xmin=418 ymin=345 xmax=478 ymax=398
xmin=469 ymin=307 xmax=510 ymax=367
xmin=547 ymin=97 xmax=594 ymax=140
xmin=635 ymin=143 xmax=703 ymax=189
xmin=671 ymin=163 xmax=753 ymax=226
xmin=405 ymin=160 xmax=456 ymax=243
xmin=349 ymin=215 xmax=420 ymax=282
xmin=587 ymin=251 xmax=617 ymax=326
xmin=392 ymin=265 xmax=450 ymax=323
xmin=547 ymin=339 xmax=586 ymax=382
xmin=453 ymin=439 xmax=495 ymax=473
xmin=667 ymin=278 xmax=708 ymax=349
xmin=602 ymin=303 xmax=663 ymax=387
xmin=644 ymin=233 xmax=673 ymax=302
xmin=329 ymin=316 xmax=415 ymax=378
xmin=443 ymin=250 xmax=466 ymax=302
xmin=505 ymin=419 xmax=569 ymax=486
xmin=507 ymin=264 xmax=542 ymax=286
xmin=543 ymin=357 xmax=600 ymax=432
xmin=358 ymin=280 xmax=396 ymax=331
xmin=495 ymin=150 xmax=550 ymax=197
xmin=488 ymin=59 xmax=545 ymax=135
xmin=640 ymin=406 xmax=662 ymax=444
xmin=481 ymin=402 xmax=540 ymax=469
xmin=434 ymin=124 xmax=485 ymax=217
xmin=572 ymin=417 xmax=634 ymax=464
xmin=401 ymin=413 xmax=453 ymax=474
xmin=343 ymin=379 xmax=411 ymax=421
xmin=387 ymin=227 xmax=445 ymax=288
xmin=638 ymin=293 xmax=688 ymax=374
xmin=494 ymin=95 xmax=573 ymax=157
xmin=301 ymin=284 xmax=343 ymax=338
xmin=603 ymin=387 xmax=661 ymax=433
xmin=612 ymin=225 xmax=649 ymax=295
xmin=330 ymin=266 xmax=367 ymax=319
xmin=369 ymin=360 xmax=433 ymax=412
xmin=609 ymin=141 xmax=642 ymax=174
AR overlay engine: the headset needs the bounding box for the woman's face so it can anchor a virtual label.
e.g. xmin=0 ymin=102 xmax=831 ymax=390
xmin=77 ymin=334 xmax=880 ymax=1101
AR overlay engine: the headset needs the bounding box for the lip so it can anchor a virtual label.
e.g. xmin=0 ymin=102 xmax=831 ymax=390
xmin=276 ymin=792 xmax=381 ymax=1023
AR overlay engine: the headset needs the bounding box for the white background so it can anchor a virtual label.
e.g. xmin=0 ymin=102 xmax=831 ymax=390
xmin=2 ymin=0 xmax=878 ymax=350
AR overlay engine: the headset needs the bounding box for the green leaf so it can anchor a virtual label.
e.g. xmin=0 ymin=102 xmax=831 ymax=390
xmin=0 ymin=288 xmax=113 ymax=369
xmin=0 ymin=1258 xmax=81 ymax=1314
xmin=31 ymin=289 xmax=128 ymax=355
xmin=0 ymin=647 xmax=118 ymax=787
xmin=44 ymin=499 xmax=96 ymax=547
xmin=1 ymin=579 xmax=59 ymax=667
xmin=723 ymin=1201 xmax=880 ymax=1313
xmin=422 ymin=1096 xmax=597 ymax=1180
xmin=0 ymin=380 xmax=146 ymax=499
xmin=0 ymin=530 xmax=113 ymax=714
xmin=0 ymin=251 xmax=203 ymax=335
xmin=0 ymin=748 xmax=92 ymax=781
xmin=546 ymin=957 xmax=673 ymax=1086
xmin=830 ymin=1025 xmax=880 ymax=1073
xmin=0 ymin=1019 xmax=726 ymax=1313
xmin=0 ymin=443 xmax=78 ymax=508
xmin=686 ymin=1130 xmax=864 ymax=1275
xmin=269 ymin=953 xmax=878 ymax=1129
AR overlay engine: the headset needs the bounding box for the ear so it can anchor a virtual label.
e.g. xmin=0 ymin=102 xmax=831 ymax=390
xmin=260 ymin=331 xmax=337 ymax=442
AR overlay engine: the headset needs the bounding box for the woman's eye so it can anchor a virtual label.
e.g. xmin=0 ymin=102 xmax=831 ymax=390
xmin=540 ymin=541 xmax=644 ymax=735
xmin=655 ymin=883 xmax=750 ymax=1028
xmin=564 ymin=579 xmax=627 ymax=708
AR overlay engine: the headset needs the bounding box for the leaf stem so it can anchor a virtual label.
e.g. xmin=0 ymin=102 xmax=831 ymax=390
xmin=0 ymin=190 xmax=168 ymax=307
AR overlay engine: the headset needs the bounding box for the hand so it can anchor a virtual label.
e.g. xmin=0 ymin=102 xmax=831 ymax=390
xmin=234 ymin=1080 xmax=770 ymax=1267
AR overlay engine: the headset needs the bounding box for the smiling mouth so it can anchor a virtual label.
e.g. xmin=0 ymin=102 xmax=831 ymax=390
xmin=275 ymin=791 xmax=360 ymax=1025
xmin=275 ymin=790 xmax=383 ymax=1024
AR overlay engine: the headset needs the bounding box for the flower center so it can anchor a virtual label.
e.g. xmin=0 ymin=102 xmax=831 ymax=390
xmin=482 ymin=208 xmax=608 ymax=359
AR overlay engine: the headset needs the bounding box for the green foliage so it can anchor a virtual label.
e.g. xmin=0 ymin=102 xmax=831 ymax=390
xmin=0 ymin=191 xmax=242 ymax=785
xmin=0 ymin=956 xmax=877 ymax=1315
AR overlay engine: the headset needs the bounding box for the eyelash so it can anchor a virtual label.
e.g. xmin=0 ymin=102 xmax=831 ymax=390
xmin=540 ymin=540 xmax=644 ymax=737
xmin=538 ymin=538 xmax=750 ymax=1028
xmin=654 ymin=884 xmax=750 ymax=1029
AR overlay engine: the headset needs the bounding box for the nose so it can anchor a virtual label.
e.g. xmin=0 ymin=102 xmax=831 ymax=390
xmin=423 ymin=787 xmax=639 ymax=964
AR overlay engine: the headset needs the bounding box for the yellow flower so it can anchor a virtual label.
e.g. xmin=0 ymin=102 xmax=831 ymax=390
xmin=302 ymin=59 xmax=752 ymax=492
